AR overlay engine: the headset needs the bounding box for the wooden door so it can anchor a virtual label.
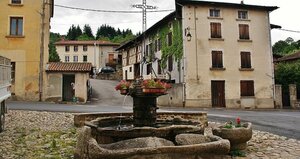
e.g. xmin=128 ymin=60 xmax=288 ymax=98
xmin=63 ymin=74 xmax=75 ymax=101
xmin=211 ymin=81 xmax=225 ymax=107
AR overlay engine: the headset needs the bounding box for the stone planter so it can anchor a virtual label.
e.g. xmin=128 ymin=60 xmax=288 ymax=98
xmin=212 ymin=122 xmax=252 ymax=150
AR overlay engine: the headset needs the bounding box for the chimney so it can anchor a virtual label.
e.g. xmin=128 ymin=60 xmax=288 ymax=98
xmin=241 ymin=0 xmax=244 ymax=4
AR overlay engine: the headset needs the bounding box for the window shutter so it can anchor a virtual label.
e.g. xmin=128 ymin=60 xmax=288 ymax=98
xmin=211 ymin=23 xmax=221 ymax=38
xmin=212 ymin=51 xmax=223 ymax=68
xmin=239 ymin=24 xmax=249 ymax=40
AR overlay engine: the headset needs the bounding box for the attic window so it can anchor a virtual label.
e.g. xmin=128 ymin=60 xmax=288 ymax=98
xmin=238 ymin=11 xmax=248 ymax=20
xmin=209 ymin=9 xmax=220 ymax=18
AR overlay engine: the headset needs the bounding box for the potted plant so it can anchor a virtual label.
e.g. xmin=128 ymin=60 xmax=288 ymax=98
xmin=115 ymin=80 xmax=131 ymax=95
xmin=142 ymin=79 xmax=171 ymax=94
xmin=212 ymin=117 xmax=252 ymax=150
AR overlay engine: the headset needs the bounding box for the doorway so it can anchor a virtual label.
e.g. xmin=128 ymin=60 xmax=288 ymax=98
xmin=211 ymin=81 xmax=225 ymax=107
xmin=63 ymin=74 xmax=75 ymax=101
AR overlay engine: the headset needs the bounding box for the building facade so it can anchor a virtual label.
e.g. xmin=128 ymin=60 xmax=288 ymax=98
xmin=118 ymin=0 xmax=278 ymax=109
xmin=54 ymin=40 xmax=120 ymax=71
xmin=0 ymin=0 xmax=53 ymax=101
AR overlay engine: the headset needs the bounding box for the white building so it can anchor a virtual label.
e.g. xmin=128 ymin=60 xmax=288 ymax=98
xmin=55 ymin=40 xmax=120 ymax=71
xmin=117 ymin=0 xmax=278 ymax=109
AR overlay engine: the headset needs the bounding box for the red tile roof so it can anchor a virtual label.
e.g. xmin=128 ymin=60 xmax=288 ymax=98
xmin=276 ymin=51 xmax=300 ymax=62
xmin=54 ymin=40 xmax=119 ymax=46
xmin=46 ymin=62 xmax=92 ymax=72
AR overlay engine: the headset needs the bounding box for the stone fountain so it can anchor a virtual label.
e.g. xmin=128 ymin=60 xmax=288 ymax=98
xmin=75 ymin=79 xmax=231 ymax=159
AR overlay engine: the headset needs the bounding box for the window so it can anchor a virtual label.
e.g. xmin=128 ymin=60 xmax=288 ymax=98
xmin=209 ymin=9 xmax=220 ymax=17
xmin=83 ymin=45 xmax=88 ymax=51
xmin=154 ymin=40 xmax=158 ymax=52
xmin=238 ymin=11 xmax=248 ymax=20
xmin=239 ymin=24 xmax=250 ymax=40
xmin=11 ymin=0 xmax=21 ymax=4
xmin=83 ymin=55 xmax=88 ymax=62
xmin=73 ymin=56 xmax=78 ymax=62
xmin=145 ymin=45 xmax=149 ymax=56
xmin=10 ymin=17 xmax=23 ymax=36
xmin=241 ymin=52 xmax=251 ymax=68
xmin=210 ymin=23 xmax=222 ymax=38
xmin=11 ymin=62 xmax=15 ymax=83
xmin=65 ymin=56 xmax=69 ymax=62
xmin=158 ymin=60 xmax=162 ymax=74
xmin=74 ymin=45 xmax=78 ymax=52
xmin=157 ymin=38 xmax=161 ymax=51
xmin=211 ymin=51 xmax=223 ymax=68
xmin=147 ymin=63 xmax=152 ymax=75
xmin=168 ymin=55 xmax=173 ymax=72
xmin=65 ymin=46 xmax=70 ymax=52
xmin=129 ymin=67 xmax=132 ymax=72
xmin=167 ymin=32 xmax=172 ymax=46
xmin=240 ymin=80 xmax=254 ymax=96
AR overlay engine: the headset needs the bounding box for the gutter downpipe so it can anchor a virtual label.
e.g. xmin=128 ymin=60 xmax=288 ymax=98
xmin=267 ymin=11 xmax=276 ymax=108
xmin=194 ymin=6 xmax=199 ymax=81
xmin=39 ymin=0 xmax=46 ymax=101
xmin=180 ymin=4 xmax=186 ymax=108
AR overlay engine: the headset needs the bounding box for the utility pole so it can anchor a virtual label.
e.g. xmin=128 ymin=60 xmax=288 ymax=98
xmin=132 ymin=0 xmax=157 ymax=78
xmin=39 ymin=0 xmax=46 ymax=101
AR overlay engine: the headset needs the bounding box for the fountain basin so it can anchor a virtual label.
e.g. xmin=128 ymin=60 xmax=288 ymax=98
xmin=75 ymin=126 xmax=230 ymax=159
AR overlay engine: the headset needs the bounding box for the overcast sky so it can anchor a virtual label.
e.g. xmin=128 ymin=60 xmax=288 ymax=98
xmin=51 ymin=0 xmax=300 ymax=43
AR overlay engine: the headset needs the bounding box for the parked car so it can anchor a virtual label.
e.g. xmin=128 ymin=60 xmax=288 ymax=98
xmin=98 ymin=66 xmax=115 ymax=74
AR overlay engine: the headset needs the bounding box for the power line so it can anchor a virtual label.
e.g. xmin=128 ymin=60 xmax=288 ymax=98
xmin=276 ymin=28 xmax=300 ymax=33
xmin=54 ymin=4 xmax=174 ymax=13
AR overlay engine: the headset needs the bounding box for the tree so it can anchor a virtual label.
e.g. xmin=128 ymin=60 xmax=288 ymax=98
xmin=83 ymin=24 xmax=94 ymax=39
xmin=273 ymin=37 xmax=300 ymax=55
xmin=66 ymin=25 xmax=77 ymax=40
xmin=49 ymin=32 xmax=61 ymax=62
xmin=75 ymin=25 xmax=83 ymax=38
xmin=77 ymin=34 xmax=94 ymax=41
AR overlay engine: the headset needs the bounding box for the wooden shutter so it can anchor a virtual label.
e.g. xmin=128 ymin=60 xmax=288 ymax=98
xmin=240 ymin=80 xmax=254 ymax=96
xmin=211 ymin=23 xmax=221 ymax=38
xmin=241 ymin=52 xmax=251 ymax=68
xmin=239 ymin=24 xmax=249 ymax=39
xmin=212 ymin=51 xmax=223 ymax=68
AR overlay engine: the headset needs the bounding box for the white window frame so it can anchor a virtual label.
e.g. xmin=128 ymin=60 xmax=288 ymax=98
xmin=209 ymin=8 xmax=221 ymax=18
xmin=238 ymin=10 xmax=249 ymax=20
xmin=10 ymin=0 xmax=23 ymax=5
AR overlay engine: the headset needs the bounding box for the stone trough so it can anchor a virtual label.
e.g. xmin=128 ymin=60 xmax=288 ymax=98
xmin=75 ymin=116 xmax=231 ymax=159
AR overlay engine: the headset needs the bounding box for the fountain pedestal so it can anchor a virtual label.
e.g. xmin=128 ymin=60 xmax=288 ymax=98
xmin=133 ymin=96 xmax=158 ymax=127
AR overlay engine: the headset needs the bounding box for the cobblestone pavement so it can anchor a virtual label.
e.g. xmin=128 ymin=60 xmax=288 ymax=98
xmin=0 ymin=110 xmax=300 ymax=159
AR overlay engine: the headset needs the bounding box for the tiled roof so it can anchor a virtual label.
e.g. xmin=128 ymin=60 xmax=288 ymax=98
xmin=276 ymin=51 xmax=300 ymax=62
xmin=46 ymin=62 xmax=92 ymax=72
xmin=54 ymin=40 xmax=119 ymax=46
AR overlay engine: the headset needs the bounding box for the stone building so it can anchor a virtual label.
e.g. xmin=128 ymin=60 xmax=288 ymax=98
xmin=0 ymin=0 xmax=54 ymax=101
xmin=117 ymin=0 xmax=278 ymax=109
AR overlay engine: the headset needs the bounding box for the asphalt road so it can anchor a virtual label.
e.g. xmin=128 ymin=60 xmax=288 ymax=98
xmin=7 ymin=79 xmax=300 ymax=140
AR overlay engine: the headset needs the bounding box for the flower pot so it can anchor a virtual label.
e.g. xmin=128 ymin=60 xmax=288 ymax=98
xmin=120 ymin=89 xmax=128 ymax=95
xmin=212 ymin=122 xmax=252 ymax=150
xmin=142 ymin=88 xmax=166 ymax=94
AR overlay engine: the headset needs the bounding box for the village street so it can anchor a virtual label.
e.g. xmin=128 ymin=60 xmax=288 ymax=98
xmin=8 ymin=79 xmax=300 ymax=140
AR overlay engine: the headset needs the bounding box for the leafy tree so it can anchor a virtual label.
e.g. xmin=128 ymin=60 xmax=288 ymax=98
xmin=273 ymin=37 xmax=300 ymax=55
xmin=275 ymin=60 xmax=300 ymax=94
xmin=77 ymin=34 xmax=94 ymax=41
xmin=83 ymin=24 xmax=94 ymax=39
xmin=49 ymin=32 xmax=61 ymax=62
